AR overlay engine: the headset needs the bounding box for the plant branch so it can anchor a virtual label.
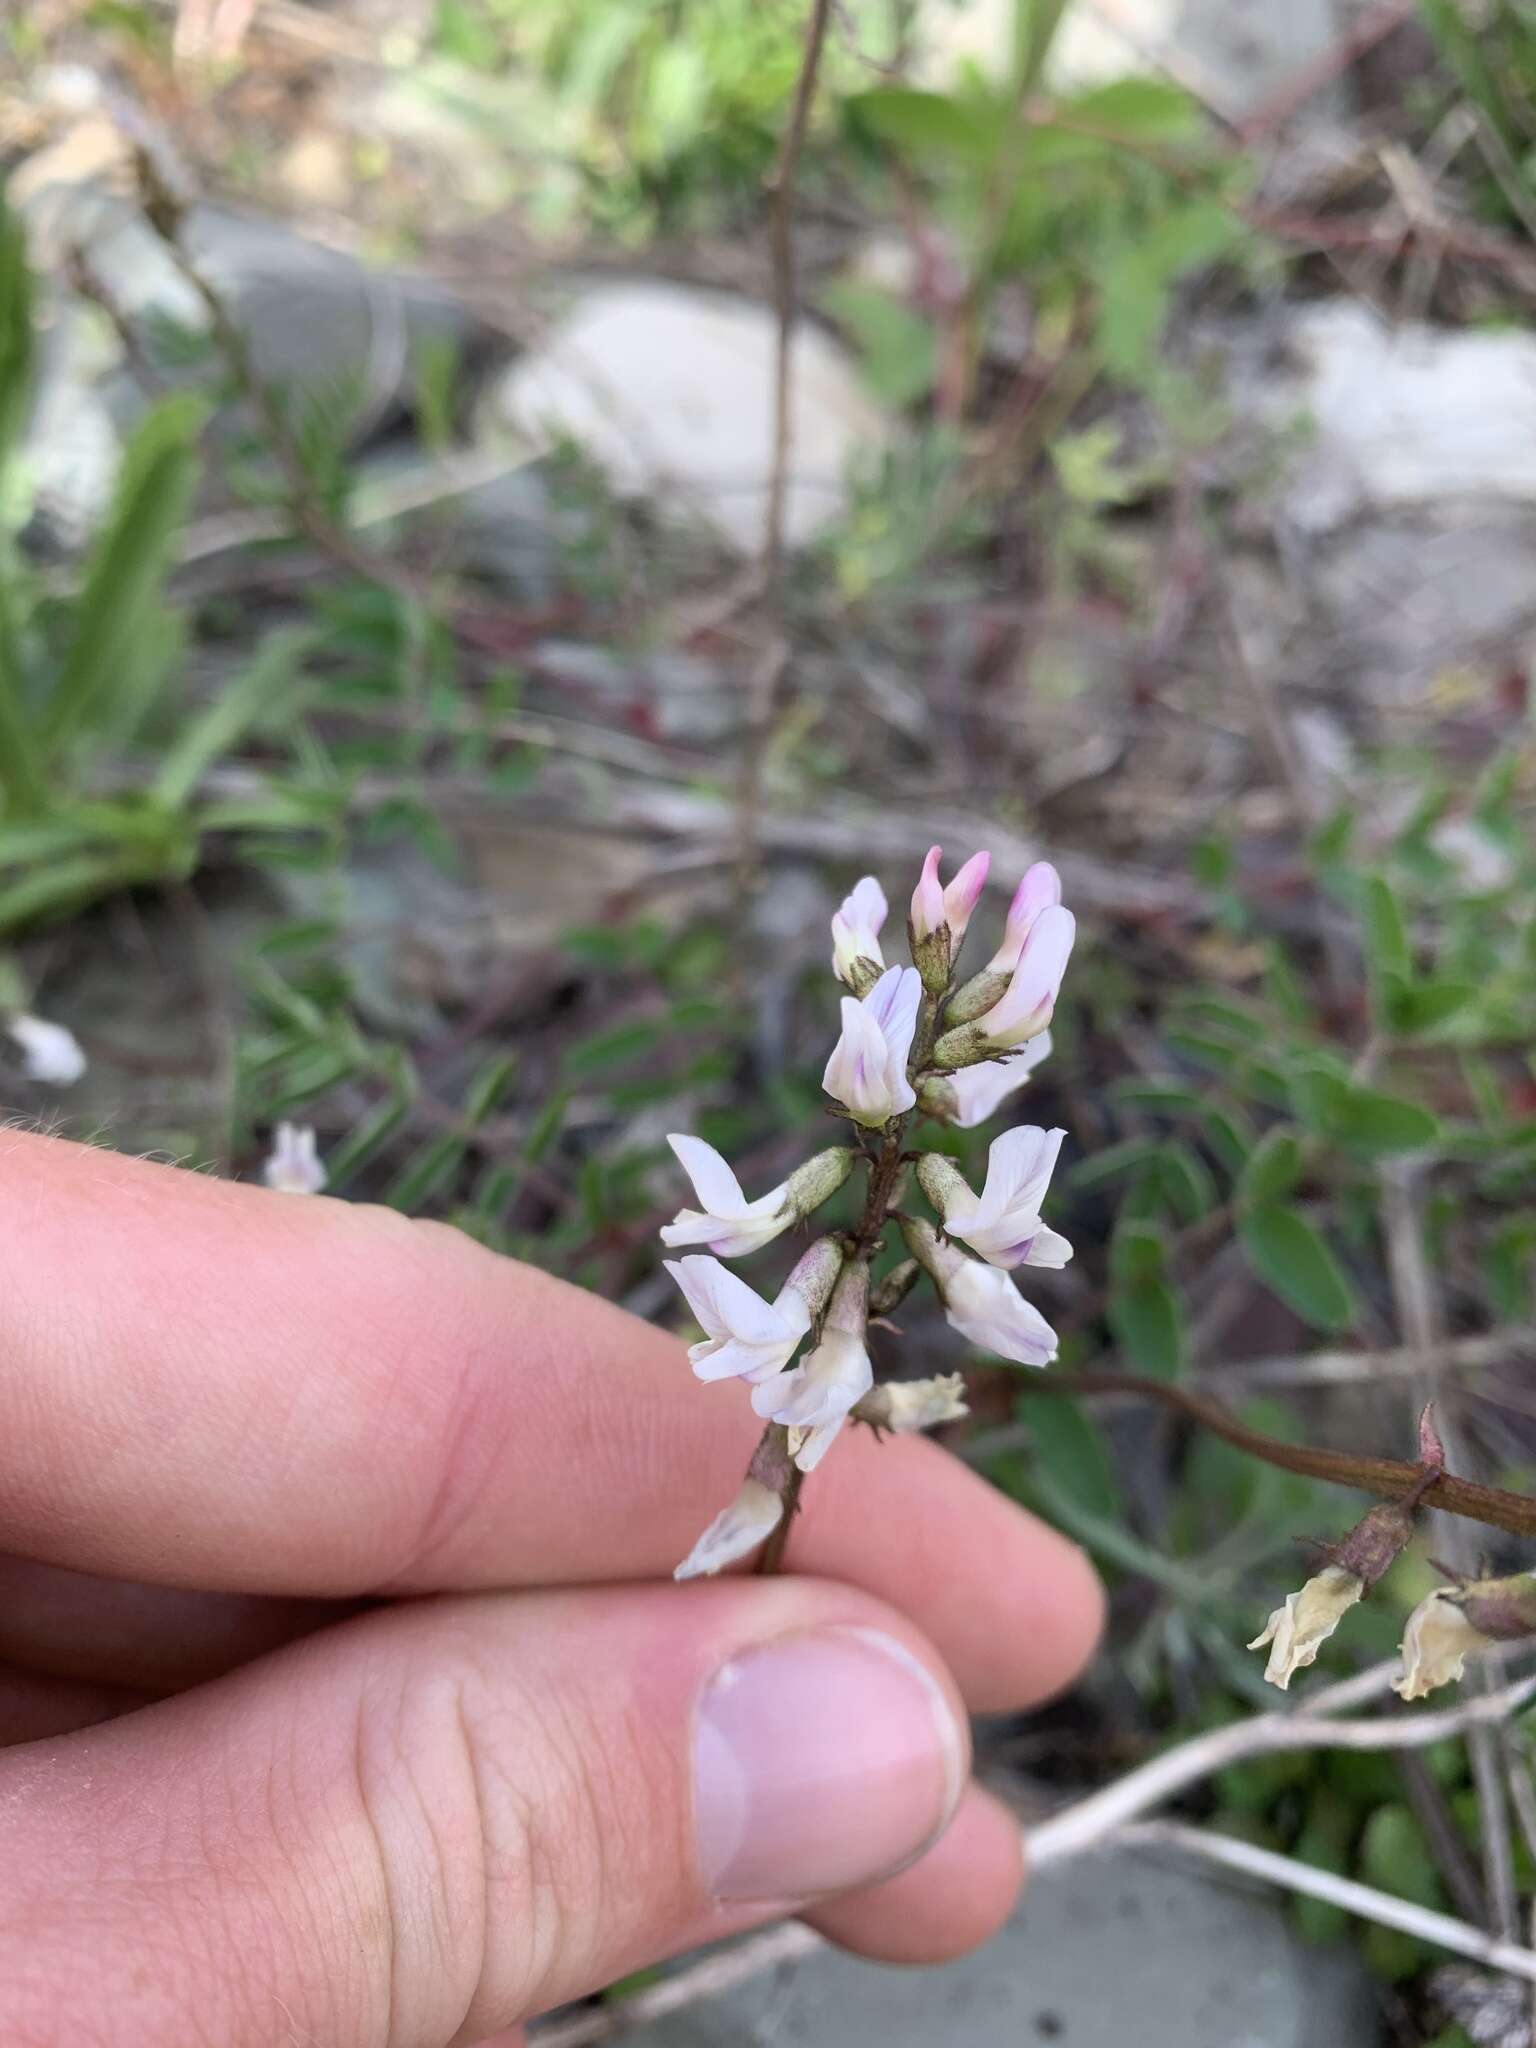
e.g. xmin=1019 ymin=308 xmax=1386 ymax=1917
xmin=1011 ymin=1371 xmax=1536 ymax=1541
xmin=1026 ymin=1664 xmax=1536 ymax=1866
xmin=731 ymin=0 xmax=833 ymax=930
xmin=1114 ymin=1821 xmax=1536 ymax=1983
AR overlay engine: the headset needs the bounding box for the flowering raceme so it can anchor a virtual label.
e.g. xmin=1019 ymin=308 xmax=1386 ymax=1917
xmin=662 ymin=847 xmax=1078 ymax=1576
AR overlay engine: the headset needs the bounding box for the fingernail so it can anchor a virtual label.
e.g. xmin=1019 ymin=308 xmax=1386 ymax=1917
xmin=693 ymin=1625 xmax=966 ymax=1902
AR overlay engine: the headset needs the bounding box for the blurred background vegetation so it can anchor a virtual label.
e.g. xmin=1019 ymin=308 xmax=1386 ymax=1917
xmin=2 ymin=1 xmax=1536 ymax=2037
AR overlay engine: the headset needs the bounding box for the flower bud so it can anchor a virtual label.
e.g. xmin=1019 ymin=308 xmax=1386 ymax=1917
xmin=854 ymin=1373 xmax=969 ymax=1434
xmin=909 ymin=846 xmax=947 ymax=944
xmin=784 ymin=1146 xmax=854 ymax=1219
xmin=915 ymin=1151 xmax=972 ymax=1219
xmin=830 ymin=875 xmax=888 ymax=992
xmin=972 ymin=906 xmax=1076 ymax=1050
xmin=782 ymin=1235 xmax=846 ymax=1320
xmin=869 ymin=1257 xmax=920 ymax=1318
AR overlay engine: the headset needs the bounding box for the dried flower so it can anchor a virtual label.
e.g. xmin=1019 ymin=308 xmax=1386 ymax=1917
xmin=830 ymin=875 xmax=888 ymax=990
xmin=900 ymin=1216 xmax=1059 ymax=1367
xmin=660 ymin=1134 xmax=797 ymax=1258
xmin=753 ymin=1263 xmax=872 ymax=1472
xmin=674 ymin=1478 xmax=784 ymax=1580
xmin=854 ymin=1373 xmax=969 ymax=1433
xmin=823 ymin=964 xmax=921 ymax=1128
xmin=7 ymin=1012 xmax=87 ymax=1087
xmin=263 ymin=1122 xmax=326 ymax=1195
xmin=1249 ymin=1565 xmax=1364 ymax=1690
xmin=1396 ymin=1589 xmax=1489 ymax=1701
xmin=918 ymin=1125 xmax=1072 ymax=1271
xmin=1397 ymin=1572 xmax=1536 ymax=1699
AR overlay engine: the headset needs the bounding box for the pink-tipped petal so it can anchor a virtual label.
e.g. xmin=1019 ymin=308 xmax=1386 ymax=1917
xmin=942 ymin=851 xmax=991 ymax=939
xmin=910 ymin=845 xmax=946 ymax=941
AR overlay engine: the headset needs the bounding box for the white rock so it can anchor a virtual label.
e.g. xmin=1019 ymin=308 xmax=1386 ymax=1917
xmin=914 ymin=0 xmax=1346 ymax=119
xmin=1278 ymin=302 xmax=1536 ymax=531
xmin=486 ymin=283 xmax=891 ymax=554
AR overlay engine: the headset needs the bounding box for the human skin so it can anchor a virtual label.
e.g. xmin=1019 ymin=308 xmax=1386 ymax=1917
xmin=0 ymin=1129 xmax=1103 ymax=2047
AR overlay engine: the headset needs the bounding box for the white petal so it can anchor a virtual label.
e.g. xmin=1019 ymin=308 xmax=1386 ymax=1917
xmin=674 ymin=1479 xmax=783 ymax=1579
xmin=8 ymin=1013 xmax=87 ymax=1087
xmin=666 ymin=1255 xmax=791 ymax=1347
xmin=792 ymin=1417 xmax=846 ymax=1472
xmin=1018 ymin=1224 xmax=1073 ymax=1269
xmin=263 ymin=1122 xmax=326 ymax=1194
xmin=666 ymin=1133 xmax=746 ymax=1217
xmin=978 ymin=1125 xmax=1064 ymax=1224
xmin=945 ymin=1262 xmax=1058 ymax=1366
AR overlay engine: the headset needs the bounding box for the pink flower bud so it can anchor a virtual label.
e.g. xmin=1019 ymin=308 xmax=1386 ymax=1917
xmin=976 ymin=906 xmax=1076 ymax=1048
xmin=986 ymin=863 xmax=1062 ymax=975
xmin=909 ymin=845 xmax=946 ymax=942
xmin=942 ymin=850 xmax=990 ymax=941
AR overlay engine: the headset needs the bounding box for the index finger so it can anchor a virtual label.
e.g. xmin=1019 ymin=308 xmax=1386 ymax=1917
xmin=0 ymin=1132 xmax=1100 ymax=1707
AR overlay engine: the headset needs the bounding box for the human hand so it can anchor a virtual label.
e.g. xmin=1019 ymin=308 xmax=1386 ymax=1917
xmin=0 ymin=1131 xmax=1101 ymax=2046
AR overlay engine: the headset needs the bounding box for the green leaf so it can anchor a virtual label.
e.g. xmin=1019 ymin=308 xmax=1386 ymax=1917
xmin=1238 ymin=1128 xmax=1303 ymax=1206
xmin=1066 ymin=1134 xmax=1164 ymax=1192
xmin=0 ymin=187 xmax=35 ymax=467
xmin=1239 ymin=1205 xmax=1355 ymax=1332
xmin=40 ymin=394 xmax=204 ymax=761
xmin=1361 ymin=874 xmax=1410 ymax=983
xmin=1010 ymin=0 xmax=1071 ymax=96
xmin=1383 ymin=975 xmax=1474 ymax=1035
xmin=1059 ymin=76 xmax=1202 ymax=143
xmin=1200 ymin=1102 xmax=1254 ymax=1176
xmin=849 ymin=87 xmax=1003 ymax=165
xmin=1329 ymin=1086 xmax=1440 ymax=1154
xmin=820 ymin=281 xmax=936 ymax=408
xmin=1156 ymin=1141 xmax=1217 ymax=1222
xmin=154 ymin=628 xmax=313 ymax=811
xmin=1109 ymin=1221 xmax=1184 ymax=1378
xmin=1019 ymin=1392 xmax=1122 ymax=1520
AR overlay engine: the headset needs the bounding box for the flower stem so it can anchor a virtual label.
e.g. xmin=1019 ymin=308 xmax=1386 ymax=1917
xmin=1012 ymin=1372 xmax=1536 ymax=1541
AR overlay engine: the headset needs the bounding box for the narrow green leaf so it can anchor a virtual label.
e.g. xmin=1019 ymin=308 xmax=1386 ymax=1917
xmin=0 ymin=189 xmax=35 ymax=465
xmin=1238 ymin=1128 xmax=1303 ymax=1206
xmin=154 ymin=628 xmax=313 ymax=811
xmin=40 ymin=394 xmax=204 ymax=761
xmin=1018 ymin=1392 xmax=1122 ymax=1521
xmin=1384 ymin=976 xmax=1474 ymax=1036
xmin=1362 ymin=874 xmax=1411 ymax=983
xmin=1330 ymin=1086 xmax=1440 ymax=1154
xmin=1239 ymin=1205 xmax=1355 ymax=1332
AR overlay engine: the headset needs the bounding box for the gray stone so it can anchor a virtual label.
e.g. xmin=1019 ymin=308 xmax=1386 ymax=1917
xmin=614 ymin=1850 xmax=1379 ymax=2047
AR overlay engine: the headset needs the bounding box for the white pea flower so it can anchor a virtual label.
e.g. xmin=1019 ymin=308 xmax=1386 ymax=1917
xmin=660 ymin=1134 xmax=795 ymax=1259
xmin=1249 ymin=1566 xmax=1364 ymax=1690
xmin=831 ymin=875 xmax=888 ymax=986
xmin=263 ymin=1122 xmax=327 ymax=1194
xmin=674 ymin=1478 xmax=783 ymax=1580
xmin=665 ymin=1239 xmax=842 ymax=1385
xmin=975 ymin=905 xmax=1077 ymax=1049
xmin=947 ymin=1035 xmax=1053 ymax=1127
xmin=7 ymin=1012 xmax=87 ymax=1086
xmin=753 ymin=1263 xmax=873 ymax=1473
xmin=823 ymin=964 xmax=921 ymax=1128
xmin=901 ymin=1215 xmax=1059 ymax=1367
xmin=938 ymin=1126 xmax=1073 ymax=1271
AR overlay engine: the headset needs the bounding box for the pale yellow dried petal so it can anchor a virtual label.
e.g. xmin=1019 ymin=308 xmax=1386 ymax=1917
xmin=1248 ymin=1565 xmax=1364 ymax=1690
xmin=1395 ymin=1590 xmax=1489 ymax=1701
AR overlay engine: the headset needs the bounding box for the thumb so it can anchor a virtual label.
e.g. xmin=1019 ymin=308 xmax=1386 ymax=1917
xmin=1 ymin=1579 xmax=972 ymax=2047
